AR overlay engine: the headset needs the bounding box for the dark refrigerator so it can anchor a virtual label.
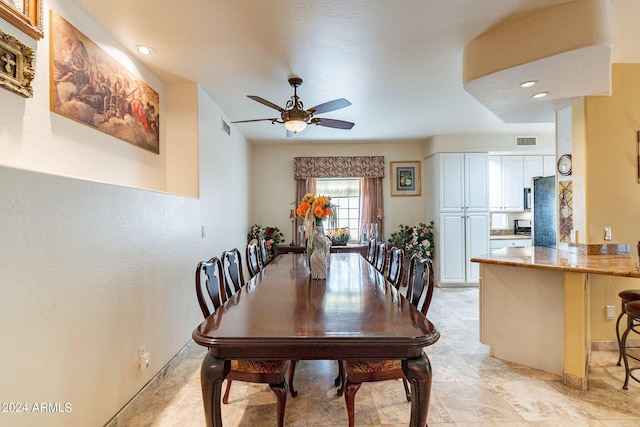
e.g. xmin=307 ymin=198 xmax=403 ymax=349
xmin=532 ymin=175 xmax=556 ymax=248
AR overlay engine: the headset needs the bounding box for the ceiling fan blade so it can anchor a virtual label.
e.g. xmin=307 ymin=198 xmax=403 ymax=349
xmin=309 ymin=98 xmax=351 ymax=115
xmin=315 ymin=118 xmax=355 ymax=130
xmin=231 ymin=118 xmax=278 ymax=123
xmin=247 ymin=95 xmax=284 ymax=112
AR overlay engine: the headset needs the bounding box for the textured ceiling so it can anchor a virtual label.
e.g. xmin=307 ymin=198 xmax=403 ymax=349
xmin=71 ymin=0 xmax=640 ymax=143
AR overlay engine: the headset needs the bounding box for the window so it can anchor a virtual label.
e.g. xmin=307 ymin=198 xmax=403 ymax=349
xmin=316 ymin=178 xmax=361 ymax=241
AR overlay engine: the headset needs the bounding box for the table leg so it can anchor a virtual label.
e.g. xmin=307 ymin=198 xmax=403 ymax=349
xmin=200 ymin=351 xmax=229 ymax=427
xmin=403 ymin=352 xmax=433 ymax=427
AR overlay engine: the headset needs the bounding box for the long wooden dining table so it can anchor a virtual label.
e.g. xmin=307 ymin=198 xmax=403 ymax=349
xmin=192 ymin=252 xmax=440 ymax=427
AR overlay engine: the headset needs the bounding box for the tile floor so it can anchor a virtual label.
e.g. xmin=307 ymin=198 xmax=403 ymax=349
xmin=118 ymin=287 xmax=640 ymax=426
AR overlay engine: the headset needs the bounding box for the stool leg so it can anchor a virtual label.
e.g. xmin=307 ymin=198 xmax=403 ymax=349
xmin=621 ymin=325 xmax=633 ymax=390
xmin=616 ymin=304 xmax=627 ymax=366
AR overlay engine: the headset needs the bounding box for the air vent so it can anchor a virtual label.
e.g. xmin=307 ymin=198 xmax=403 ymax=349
xmin=221 ymin=119 xmax=231 ymax=136
xmin=515 ymin=136 xmax=537 ymax=146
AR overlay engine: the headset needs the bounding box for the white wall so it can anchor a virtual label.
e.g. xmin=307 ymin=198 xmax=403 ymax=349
xmin=0 ymin=1 xmax=172 ymax=191
xmin=0 ymin=2 xmax=251 ymax=425
xmin=250 ymin=142 xmax=427 ymax=242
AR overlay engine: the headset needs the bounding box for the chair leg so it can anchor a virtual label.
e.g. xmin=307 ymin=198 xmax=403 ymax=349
xmin=344 ymin=381 xmax=361 ymax=427
xmin=288 ymin=360 xmax=298 ymax=397
xmin=222 ymin=379 xmax=232 ymax=404
xmin=401 ymin=377 xmax=411 ymax=402
xmin=334 ymin=361 xmax=342 ymax=386
xmin=268 ymin=380 xmax=288 ymax=427
xmin=336 ymin=360 xmax=345 ymax=396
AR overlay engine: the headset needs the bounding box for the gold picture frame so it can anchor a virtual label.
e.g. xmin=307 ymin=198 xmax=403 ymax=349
xmin=0 ymin=27 xmax=34 ymax=97
xmin=390 ymin=161 xmax=421 ymax=197
xmin=0 ymin=0 xmax=43 ymax=40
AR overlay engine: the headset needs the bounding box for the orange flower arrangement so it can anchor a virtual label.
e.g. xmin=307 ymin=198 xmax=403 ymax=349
xmin=296 ymin=193 xmax=332 ymax=221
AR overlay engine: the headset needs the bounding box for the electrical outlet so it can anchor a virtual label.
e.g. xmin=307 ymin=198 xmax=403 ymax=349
xmin=604 ymin=226 xmax=612 ymax=241
xmin=138 ymin=345 xmax=150 ymax=371
xmin=201 ymin=226 xmax=207 ymax=239
xmin=606 ymin=305 xmax=615 ymax=320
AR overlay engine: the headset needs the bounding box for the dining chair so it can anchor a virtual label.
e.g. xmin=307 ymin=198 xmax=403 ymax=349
xmin=246 ymin=242 xmax=262 ymax=278
xmin=366 ymin=238 xmax=376 ymax=264
xmin=221 ymin=248 xmax=245 ymax=297
xmin=195 ymin=256 xmax=291 ymax=427
xmin=386 ymin=246 xmax=405 ymax=289
xmin=340 ymin=256 xmax=435 ymax=427
xmin=259 ymin=238 xmax=271 ymax=267
xmin=374 ymin=241 xmax=388 ymax=274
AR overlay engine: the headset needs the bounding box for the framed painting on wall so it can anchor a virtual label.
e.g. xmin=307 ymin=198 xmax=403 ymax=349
xmin=0 ymin=0 xmax=43 ymax=39
xmin=390 ymin=161 xmax=421 ymax=196
xmin=49 ymin=11 xmax=160 ymax=154
xmin=0 ymin=27 xmax=34 ymax=97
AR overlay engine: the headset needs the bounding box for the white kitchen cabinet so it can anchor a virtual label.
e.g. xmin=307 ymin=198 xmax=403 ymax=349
xmin=427 ymin=152 xmax=489 ymax=287
xmin=523 ymin=155 xmax=556 ymax=186
xmin=439 ymin=152 xmax=488 ymax=212
xmin=440 ymin=212 xmax=489 ymax=284
xmin=489 ymin=155 xmax=524 ymax=211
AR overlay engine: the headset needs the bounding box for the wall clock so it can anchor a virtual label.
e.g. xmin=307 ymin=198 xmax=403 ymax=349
xmin=557 ymin=154 xmax=572 ymax=176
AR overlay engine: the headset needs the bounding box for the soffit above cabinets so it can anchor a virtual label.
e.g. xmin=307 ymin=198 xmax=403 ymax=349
xmin=463 ymin=0 xmax=612 ymax=124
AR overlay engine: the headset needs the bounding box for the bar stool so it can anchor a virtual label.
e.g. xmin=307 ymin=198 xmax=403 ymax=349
xmin=620 ymin=300 xmax=640 ymax=389
xmin=616 ymin=290 xmax=640 ymax=366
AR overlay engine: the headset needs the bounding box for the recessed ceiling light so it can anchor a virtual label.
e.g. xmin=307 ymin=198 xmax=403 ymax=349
xmin=532 ymin=92 xmax=548 ymax=99
xmin=136 ymin=45 xmax=153 ymax=55
xmin=520 ymin=80 xmax=537 ymax=88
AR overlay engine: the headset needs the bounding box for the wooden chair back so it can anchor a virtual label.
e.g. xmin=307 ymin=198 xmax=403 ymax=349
xmin=195 ymin=257 xmax=226 ymax=318
xmin=374 ymin=241 xmax=388 ymax=273
xmin=246 ymin=243 xmax=262 ymax=278
xmin=259 ymin=239 xmax=270 ymax=267
xmin=406 ymin=256 xmax=435 ymax=316
xmin=386 ymin=247 xmax=404 ymax=289
xmin=196 ymin=255 xmax=293 ymax=417
xmin=221 ymin=248 xmax=245 ymax=297
xmin=366 ymin=238 xmax=376 ymax=264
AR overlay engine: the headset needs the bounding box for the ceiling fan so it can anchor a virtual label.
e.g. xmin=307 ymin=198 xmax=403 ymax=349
xmin=231 ymin=76 xmax=355 ymax=136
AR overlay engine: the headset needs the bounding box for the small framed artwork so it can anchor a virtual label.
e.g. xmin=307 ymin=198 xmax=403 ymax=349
xmin=0 ymin=27 xmax=34 ymax=97
xmin=0 ymin=0 xmax=43 ymax=40
xmin=390 ymin=161 xmax=421 ymax=197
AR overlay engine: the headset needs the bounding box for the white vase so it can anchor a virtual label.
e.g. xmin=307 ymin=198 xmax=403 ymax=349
xmin=308 ymin=225 xmax=331 ymax=279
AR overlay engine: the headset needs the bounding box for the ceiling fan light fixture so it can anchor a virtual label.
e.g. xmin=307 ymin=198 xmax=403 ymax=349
xmin=284 ymin=119 xmax=307 ymax=133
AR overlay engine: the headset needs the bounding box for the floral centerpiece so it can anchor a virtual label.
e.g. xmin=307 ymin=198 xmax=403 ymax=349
xmin=296 ymin=193 xmax=332 ymax=226
xmin=296 ymin=193 xmax=333 ymax=279
xmin=327 ymin=227 xmax=351 ymax=246
xmin=388 ymin=221 xmax=435 ymax=260
xmin=247 ymin=224 xmax=284 ymax=260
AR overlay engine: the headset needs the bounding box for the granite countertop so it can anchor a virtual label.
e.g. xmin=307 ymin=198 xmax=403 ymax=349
xmin=471 ymin=246 xmax=640 ymax=278
xmin=490 ymin=234 xmax=531 ymax=240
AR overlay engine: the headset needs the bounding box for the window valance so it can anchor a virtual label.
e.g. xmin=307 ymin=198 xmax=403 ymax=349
xmin=294 ymin=156 xmax=385 ymax=179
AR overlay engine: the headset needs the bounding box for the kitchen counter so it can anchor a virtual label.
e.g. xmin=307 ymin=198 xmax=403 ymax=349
xmin=472 ymin=245 xmax=640 ymax=277
xmin=489 ymin=234 xmax=531 ymax=240
xmin=472 ymin=245 xmax=640 ymax=390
